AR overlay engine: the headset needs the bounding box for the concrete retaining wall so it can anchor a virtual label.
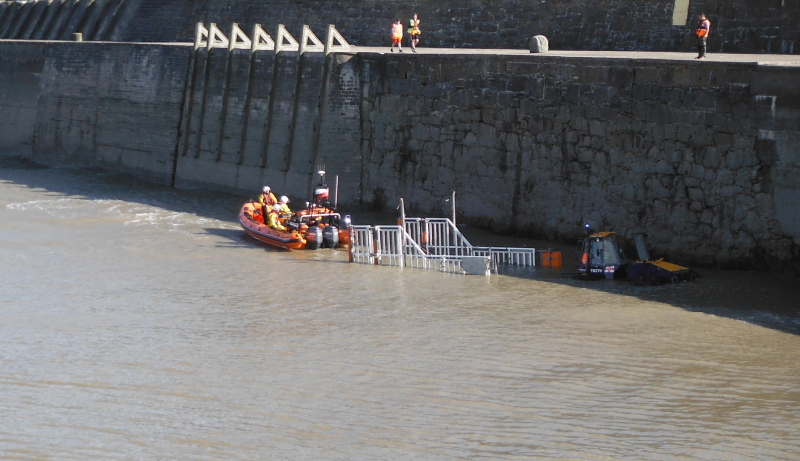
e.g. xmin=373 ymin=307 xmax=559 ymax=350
xmin=172 ymin=48 xmax=353 ymax=200
xmin=0 ymin=41 xmax=188 ymax=184
xmin=0 ymin=40 xmax=798 ymax=270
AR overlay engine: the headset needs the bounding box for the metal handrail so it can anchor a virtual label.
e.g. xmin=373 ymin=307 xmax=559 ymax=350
xmin=403 ymin=217 xmax=473 ymax=257
xmin=350 ymin=218 xmax=537 ymax=274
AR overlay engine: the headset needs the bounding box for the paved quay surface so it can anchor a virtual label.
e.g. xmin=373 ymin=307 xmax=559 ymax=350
xmin=353 ymin=46 xmax=800 ymax=66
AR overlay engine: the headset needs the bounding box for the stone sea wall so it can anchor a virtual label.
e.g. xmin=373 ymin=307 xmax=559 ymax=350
xmin=357 ymin=53 xmax=800 ymax=269
xmin=0 ymin=41 xmax=189 ymax=184
xmin=3 ymin=0 xmax=798 ymax=54
xmin=172 ymin=47 xmax=363 ymax=201
xmin=0 ymin=40 xmax=798 ymax=270
xmin=126 ymin=0 xmax=800 ymax=54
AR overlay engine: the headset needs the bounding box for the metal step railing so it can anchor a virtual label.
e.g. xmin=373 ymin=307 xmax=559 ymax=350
xmin=349 ymin=217 xmax=537 ymax=275
xmin=403 ymin=217 xmax=472 ymax=257
xmin=471 ymin=246 xmax=537 ymax=266
xmin=350 ymin=225 xmax=429 ymax=269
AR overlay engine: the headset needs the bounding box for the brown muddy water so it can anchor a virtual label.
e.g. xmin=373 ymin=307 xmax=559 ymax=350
xmin=1 ymin=156 xmax=799 ymax=460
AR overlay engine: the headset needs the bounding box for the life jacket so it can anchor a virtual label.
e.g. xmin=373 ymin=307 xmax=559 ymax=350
xmin=696 ymin=19 xmax=710 ymax=38
xmin=392 ymin=23 xmax=403 ymax=39
xmin=409 ymin=19 xmax=420 ymax=35
xmin=260 ymin=192 xmax=277 ymax=207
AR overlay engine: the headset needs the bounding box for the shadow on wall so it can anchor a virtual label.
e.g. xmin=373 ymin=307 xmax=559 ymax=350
xmin=0 ymin=0 xmax=139 ymax=41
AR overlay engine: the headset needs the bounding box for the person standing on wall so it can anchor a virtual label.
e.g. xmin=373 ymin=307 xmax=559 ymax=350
xmin=695 ymin=13 xmax=711 ymax=59
xmin=390 ymin=18 xmax=404 ymax=52
xmin=408 ymin=13 xmax=421 ymax=52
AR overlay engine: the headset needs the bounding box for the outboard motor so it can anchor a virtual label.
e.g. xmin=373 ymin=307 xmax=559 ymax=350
xmin=306 ymin=226 xmax=322 ymax=250
xmin=322 ymin=225 xmax=339 ymax=248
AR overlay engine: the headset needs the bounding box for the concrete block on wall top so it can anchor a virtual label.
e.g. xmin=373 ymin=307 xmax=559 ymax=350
xmin=529 ymin=35 xmax=549 ymax=53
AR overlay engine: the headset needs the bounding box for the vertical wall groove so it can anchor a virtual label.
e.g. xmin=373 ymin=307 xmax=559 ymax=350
xmin=0 ymin=2 xmax=22 ymax=38
xmin=91 ymin=0 xmax=123 ymax=41
xmin=284 ymin=54 xmax=306 ymax=172
xmin=307 ymin=53 xmax=332 ymax=197
xmin=173 ymin=47 xmax=196 ymax=186
xmin=20 ymin=0 xmax=50 ymax=39
xmin=194 ymin=50 xmax=212 ymax=158
xmin=31 ymin=0 xmax=63 ymax=40
xmin=216 ymin=48 xmax=234 ymax=162
xmin=260 ymin=52 xmax=282 ymax=168
xmin=179 ymin=49 xmax=201 ymax=158
xmin=0 ymin=4 xmax=11 ymax=32
xmin=236 ymin=51 xmax=257 ymax=165
xmin=7 ymin=1 xmax=35 ymax=39
xmin=49 ymin=0 xmax=78 ymax=40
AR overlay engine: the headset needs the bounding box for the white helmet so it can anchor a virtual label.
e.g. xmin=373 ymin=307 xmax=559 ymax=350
xmin=263 ymin=186 xmax=271 ymax=193
xmin=272 ymin=204 xmax=282 ymax=212
xmin=280 ymin=195 xmax=289 ymax=203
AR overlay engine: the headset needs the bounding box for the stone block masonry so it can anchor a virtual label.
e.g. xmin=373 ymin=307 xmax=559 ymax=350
xmin=26 ymin=0 xmax=794 ymax=55
xmin=3 ymin=0 xmax=798 ymax=54
xmin=357 ymin=53 xmax=800 ymax=271
xmin=0 ymin=39 xmax=798 ymax=271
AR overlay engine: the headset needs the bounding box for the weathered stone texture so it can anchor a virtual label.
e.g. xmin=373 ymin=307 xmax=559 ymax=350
xmin=0 ymin=41 xmax=189 ymax=184
xmin=116 ymin=0 xmax=799 ymax=54
xmin=357 ymin=53 xmax=800 ymax=270
xmin=3 ymin=0 xmax=798 ymax=54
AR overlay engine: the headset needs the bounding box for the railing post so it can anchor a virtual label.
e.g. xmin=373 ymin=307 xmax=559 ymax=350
xmin=372 ymin=227 xmax=380 ymax=265
xmin=348 ymin=227 xmax=354 ymax=263
xmin=397 ymin=227 xmax=404 ymax=268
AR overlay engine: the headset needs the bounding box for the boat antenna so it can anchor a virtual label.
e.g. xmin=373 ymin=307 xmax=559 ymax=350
xmin=452 ymin=190 xmax=456 ymax=227
xmin=334 ymin=175 xmax=339 ymax=210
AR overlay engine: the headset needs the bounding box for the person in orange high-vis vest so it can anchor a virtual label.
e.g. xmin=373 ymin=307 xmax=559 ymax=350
xmin=695 ymin=13 xmax=711 ymax=59
xmin=390 ymin=19 xmax=403 ymax=53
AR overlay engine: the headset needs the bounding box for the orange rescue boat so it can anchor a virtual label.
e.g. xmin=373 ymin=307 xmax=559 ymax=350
xmin=239 ymin=201 xmax=352 ymax=251
xmin=239 ymin=201 xmax=306 ymax=250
